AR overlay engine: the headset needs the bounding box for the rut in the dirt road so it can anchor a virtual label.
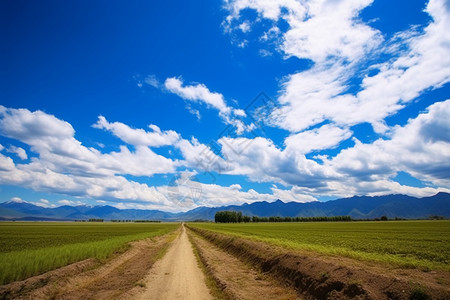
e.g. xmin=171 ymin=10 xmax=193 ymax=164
xmin=136 ymin=224 xmax=212 ymax=300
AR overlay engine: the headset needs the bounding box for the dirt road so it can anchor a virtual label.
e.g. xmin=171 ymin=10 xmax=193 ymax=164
xmin=136 ymin=224 xmax=212 ymax=300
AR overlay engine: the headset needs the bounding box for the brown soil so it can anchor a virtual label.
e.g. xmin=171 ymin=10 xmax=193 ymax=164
xmin=0 ymin=230 xmax=178 ymax=300
xmin=126 ymin=224 xmax=212 ymax=300
xmin=188 ymin=225 xmax=450 ymax=300
xmin=189 ymin=227 xmax=302 ymax=300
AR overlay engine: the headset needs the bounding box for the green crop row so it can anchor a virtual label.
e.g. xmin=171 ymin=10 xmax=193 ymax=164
xmin=189 ymin=221 xmax=450 ymax=271
xmin=0 ymin=222 xmax=179 ymax=253
xmin=0 ymin=222 xmax=179 ymax=285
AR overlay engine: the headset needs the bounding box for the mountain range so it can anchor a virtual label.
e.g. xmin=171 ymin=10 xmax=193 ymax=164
xmin=0 ymin=192 xmax=449 ymax=221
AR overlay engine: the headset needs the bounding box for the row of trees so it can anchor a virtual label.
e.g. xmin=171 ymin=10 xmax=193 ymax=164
xmin=214 ymin=211 xmax=352 ymax=223
xmin=111 ymin=219 xmax=161 ymax=222
xmin=215 ymin=211 xmax=248 ymax=223
xmin=251 ymin=215 xmax=352 ymax=222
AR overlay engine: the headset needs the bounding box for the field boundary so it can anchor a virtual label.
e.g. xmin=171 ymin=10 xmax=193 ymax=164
xmin=188 ymin=229 xmax=233 ymax=300
xmin=0 ymin=228 xmax=180 ymax=299
xmin=187 ymin=225 xmax=450 ymax=300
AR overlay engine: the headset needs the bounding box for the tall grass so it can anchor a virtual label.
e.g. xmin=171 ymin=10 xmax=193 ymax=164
xmin=0 ymin=223 xmax=179 ymax=285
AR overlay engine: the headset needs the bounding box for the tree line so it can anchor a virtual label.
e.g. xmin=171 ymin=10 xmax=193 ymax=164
xmin=214 ymin=211 xmax=351 ymax=223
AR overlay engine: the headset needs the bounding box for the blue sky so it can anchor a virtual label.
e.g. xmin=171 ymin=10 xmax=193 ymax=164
xmin=0 ymin=0 xmax=449 ymax=211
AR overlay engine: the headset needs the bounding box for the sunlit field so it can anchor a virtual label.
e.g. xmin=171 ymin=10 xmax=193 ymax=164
xmin=0 ymin=222 xmax=179 ymax=285
xmin=190 ymin=221 xmax=450 ymax=271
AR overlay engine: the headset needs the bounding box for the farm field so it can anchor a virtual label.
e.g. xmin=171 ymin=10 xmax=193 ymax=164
xmin=0 ymin=222 xmax=179 ymax=285
xmin=189 ymin=220 xmax=450 ymax=271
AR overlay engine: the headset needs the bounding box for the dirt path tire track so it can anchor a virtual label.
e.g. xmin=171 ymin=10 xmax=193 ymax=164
xmin=129 ymin=224 xmax=212 ymax=300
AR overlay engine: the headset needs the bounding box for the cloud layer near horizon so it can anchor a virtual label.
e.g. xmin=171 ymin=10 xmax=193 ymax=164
xmin=0 ymin=98 xmax=449 ymax=211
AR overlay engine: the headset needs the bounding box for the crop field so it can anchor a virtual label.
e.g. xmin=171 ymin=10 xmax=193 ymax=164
xmin=190 ymin=221 xmax=450 ymax=272
xmin=0 ymin=222 xmax=179 ymax=285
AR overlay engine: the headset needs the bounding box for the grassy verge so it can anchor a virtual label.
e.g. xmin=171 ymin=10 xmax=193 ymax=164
xmin=0 ymin=223 xmax=179 ymax=285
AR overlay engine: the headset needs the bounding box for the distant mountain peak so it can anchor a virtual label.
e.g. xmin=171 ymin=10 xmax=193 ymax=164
xmin=7 ymin=197 xmax=27 ymax=204
xmin=1 ymin=192 xmax=449 ymax=221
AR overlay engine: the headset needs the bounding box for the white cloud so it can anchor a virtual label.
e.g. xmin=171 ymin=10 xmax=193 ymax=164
xmin=224 ymin=0 xmax=304 ymax=21
xmin=7 ymin=146 xmax=28 ymax=160
xmin=0 ymin=105 xmax=318 ymax=211
xmin=224 ymin=0 xmax=450 ymax=137
xmin=219 ymin=136 xmax=336 ymax=187
xmin=285 ymin=124 xmax=352 ymax=154
xmin=186 ymin=104 xmax=202 ymax=120
xmin=0 ymin=107 xmax=180 ymax=208
xmin=145 ymin=75 xmax=160 ymax=88
xmin=259 ymin=49 xmax=272 ymax=57
xmin=225 ymin=0 xmax=380 ymax=62
xmin=0 ymin=153 xmax=15 ymax=171
xmin=0 ymin=99 xmax=447 ymax=210
xmin=328 ymin=99 xmax=450 ymax=188
xmin=164 ymin=77 xmax=231 ymax=115
xmin=214 ymin=99 xmax=450 ymax=198
xmin=158 ymin=171 xmax=316 ymax=211
xmin=93 ymin=116 xmax=180 ymax=147
xmin=281 ymin=0 xmax=380 ymax=63
xmin=175 ymin=137 xmax=230 ymax=174
xmin=163 ymin=77 xmax=255 ymax=134
xmin=31 ymin=198 xmax=56 ymax=208
xmin=238 ymin=21 xmax=251 ymax=33
xmin=219 ymin=0 xmax=450 ymax=199
xmin=58 ymin=199 xmax=84 ymax=206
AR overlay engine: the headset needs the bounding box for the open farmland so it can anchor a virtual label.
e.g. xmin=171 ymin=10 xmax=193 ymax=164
xmin=0 ymin=222 xmax=179 ymax=285
xmin=189 ymin=220 xmax=450 ymax=271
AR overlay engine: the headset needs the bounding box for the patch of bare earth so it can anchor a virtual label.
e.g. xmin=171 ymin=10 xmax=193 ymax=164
xmin=0 ymin=229 xmax=178 ymax=300
xmin=188 ymin=228 xmax=302 ymax=300
xmin=188 ymin=226 xmax=450 ymax=300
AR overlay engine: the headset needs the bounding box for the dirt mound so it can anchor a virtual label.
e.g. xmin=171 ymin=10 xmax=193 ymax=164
xmin=188 ymin=226 xmax=450 ymax=300
xmin=189 ymin=229 xmax=301 ymax=299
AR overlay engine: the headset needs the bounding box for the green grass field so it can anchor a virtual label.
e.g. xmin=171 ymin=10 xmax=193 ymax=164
xmin=0 ymin=222 xmax=179 ymax=285
xmin=189 ymin=221 xmax=450 ymax=271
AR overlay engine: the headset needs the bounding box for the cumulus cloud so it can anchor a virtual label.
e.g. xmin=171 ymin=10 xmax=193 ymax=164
xmin=225 ymin=0 xmax=450 ymax=136
xmin=225 ymin=0 xmax=380 ymax=62
xmin=220 ymin=136 xmax=337 ymax=187
xmin=93 ymin=116 xmax=180 ymax=147
xmin=214 ymin=0 xmax=450 ymax=198
xmin=0 ymin=107 xmax=180 ymax=208
xmin=31 ymin=198 xmax=56 ymax=208
xmin=164 ymin=77 xmax=232 ymax=116
xmin=0 ymin=105 xmax=320 ymax=211
xmin=284 ymin=124 xmax=352 ymax=154
xmin=214 ymin=99 xmax=450 ymax=198
xmin=58 ymin=199 xmax=85 ymax=206
xmin=158 ymin=172 xmax=316 ymax=211
xmin=7 ymin=146 xmax=28 ymax=160
xmin=163 ymin=77 xmax=252 ymax=133
xmin=328 ymin=99 xmax=450 ymax=187
xmin=2 ymin=0 xmax=449 ymax=209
